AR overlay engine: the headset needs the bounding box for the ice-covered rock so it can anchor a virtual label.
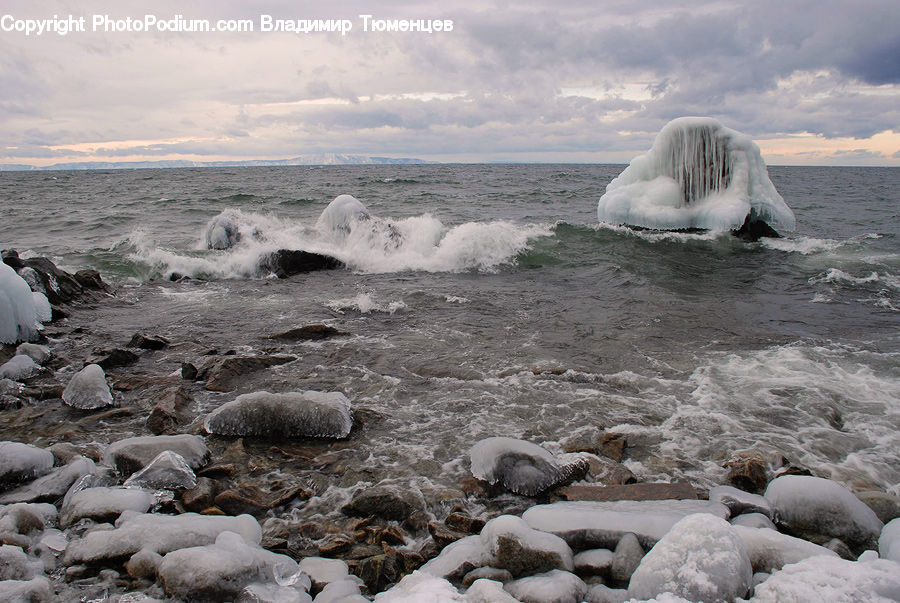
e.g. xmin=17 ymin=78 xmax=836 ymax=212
xmin=373 ymin=571 xmax=466 ymax=601
xmin=503 ymin=569 xmax=588 ymax=603
xmin=597 ymin=117 xmax=795 ymax=236
xmin=63 ymin=511 xmax=261 ymax=565
xmin=584 ymin=584 xmax=630 ymax=603
xmin=0 ymin=442 xmax=54 ymax=488
xmin=0 ymin=456 xmax=95 ymax=504
xmin=0 ymin=576 xmax=52 ymax=602
xmin=298 ymin=556 xmax=348 ymax=592
xmin=420 ymin=535 xmax=493 ymax=581
xmin=469 ymin=437 xmax=588 ymax=496
xmin=574 ymin=548 xmax=614 ymax=578
xmin=0 ymin=544 xmax=42 ymax=580
xmin=34 ymin=528 xmax=67 ymax=571
xmin=480 ymin=515 xmax=574 ymax=578
xmin=628 ymin=513 xmax=752 ymax=602
xmin=880 ymin=518 xmax=900 ymax=562
xmin=238 ymin=582 xmax=313 ymax=602
xmin=750 ymin=555 xmax=900 ymax=601
xmin=316 ymin=194 xmax=370 ymax=234
xmin=61 ymin=363 xmax=114 ymax=409
xmin=610 ymin=532 xmax=643 ymax=583
xmin=314 ymin=579 xmax=368 ymax=602
xmin=158 ymin=531 xmax=298 ymax=600
xmin=466 ymin=578 xmax=519 ymax=603
xmin=59 ymin=486 xmax=154 ymax=527
xmin=709 ymin=485 xmax=773 ymax=519
xmin=204 ymin=391 xmax=353 ymax=439
xmin=0 ymin=355 xmax=38 ymax=381
xmin=15 ymin=343 xmax=50 ymax=365
xmin=765 ymin=475 xmax=883 ymax=551
xmin=0 ymin=262 xmax=48 ymax=344
xmin=123 ymin=451 xmax=197 ymax=490
xmin=204 ymin=209 xmax=259 ymax=250
xmin=104 ymin=434 xmax=211 ymax=476
xmin=733 ymin=524 xmax=837 ymax=573
xmin=341 ymin=483 xmax=421 ymax=521
xmin=522 ymin=499 xmax=729 ymax=550
xmin=731 ymin=512 xmax=777 ymax=530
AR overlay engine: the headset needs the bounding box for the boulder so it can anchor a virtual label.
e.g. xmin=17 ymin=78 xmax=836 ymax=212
xmin=267 ymin=324 xmax=347 ymax=341
xmin=15 ymin=343 xmax=50 ymax=365
xmin=85 ymin=347 xmax=139 ymax=370
xmin=0 ymin=442 xmax=54 ymax=488
xmin=127 ymin=333 xmax=169 ymax=350
xmin=609 ymin=533 xmax=643 ymax=584
xmin=723 ymin=451 xmax=769 ymax=494
xmin=260 ymin=249 xmax=344 ymax=278
xmin=123 ymin=451 xmax=198 ymax=491
xmin=205 ymin=390 xmax=352 ymax=439
xmin=480 ymin=515 xmax=574 ymax=578
xmin=709 ymin=484 xmax=773 ymax=519
xmin=59 ymin=486 xmax=154 ymax=527
xmin=0 ymin=355 xmax=38 ymax=381
xmin=341 ymin=484 xmax=419 ymax=521
xmin=504 ymin=569 xmax=588 ymax=603
xmin=880 ymin=518 xmax=900 ymax=562
xmin=750 ymin=555 xmax=900 ymax=601
xmin=856 ymin=490 xmax=900 ymax=524
xmin=469 ymin=437 xmax=588 ymax=497
xmin=627 ymin=513 xmax=752 ymax=602
xmin=146 ymin=386 xmax=194 ymax=435
xmin=104 ymin=434 xmax=211 ymax=476
xmin=61 ymin=364 xmax=114 ymax=409
xmin=732 ymin=524 xmax=837 ymax=573
xmin=0 ymin=456 xmax=94 ymax=504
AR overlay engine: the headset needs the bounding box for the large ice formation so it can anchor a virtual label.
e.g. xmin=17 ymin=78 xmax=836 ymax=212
xmin=597 ymin=117 xmax=795 ymax=235
xmin=316 ymin=194 xmax=371 ymax=234
xmin=0 ymin=262 xmax=51 ymax=344
xmin=469 ymin=437 xmax=588 ymax=496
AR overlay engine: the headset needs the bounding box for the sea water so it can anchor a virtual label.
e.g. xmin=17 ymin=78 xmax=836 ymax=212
xmin=1 ymin=164 xmax=898 ymax=502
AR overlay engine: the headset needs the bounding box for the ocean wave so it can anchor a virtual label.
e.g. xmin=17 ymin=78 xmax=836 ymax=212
xmin=809 ymin=268 xmax=900 ymax=291
xmin=761 ymin=232 xmax=881 ymax=255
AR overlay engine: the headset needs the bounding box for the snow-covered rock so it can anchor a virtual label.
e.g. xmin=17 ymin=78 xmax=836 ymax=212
xmin=469 ymin=437 xmax=587 ymax=497
xmin=420 ymin=535 xmax=493 ymax=581
xmin=298 ymin=556 xmax=348 ymax=592
xmin=314 ymin=579 xmax=368 ymax=603
xmin=238 ymin=582 xmax=313 ymax=602
xmin=0 ymin=355 xmax=37 ymax=381
xmin=584 ymin=583 xmax=630 ymax=603
xmin=521 ymin=499 xmax=729 ymax=550
xmin=0 ymin=262 xmax=48 ymax=344
xmin=0 ymin=576 xmax=52 ymax=602
xmin=480 ymin=515 xmax=574 ymax=577
xmin=62 ymin=364 xmax=114 ymax=409
xmin=466 ymin=578 xmax=519 ymax=603
xmin=0 ymin=544 xmax=42 ymax=580
xmin=710 ymin=485 xmax=774 ymax=519
xmin=731 ymin=512 xmax=777 ymax=530
xmin=157 ymin=531 xmax=298 ymax=600
xmin=0 ymin=456 xmax=95 ymax=504
xmin=316 ymin=194 xmax=370 ymax=234
xmin=880 ymin=518 xmax=900 ymax=562
xmin=204 ymin=391 xmax=353 ymax=439
xmin=597 ymin=117 xmax=795 ymax=234
xmin=765 ymin=475 xmax=883 ymax=551
xmin=15 ymin=343 xmax=50 ymax=365
xmin=122 ymin=451 xmax=197 ymax=490
xmin=503 ymin=569 xmax=588 ymax=603
xmin=104 ymin=434 xmax=211 ymax=476
xmin=0 ymin=442 xmax=54 ymax=488
xmin=627 ymin=513 xmax=752 ymax=602
xmin=733 ymin=524 xmax=838 ymax=574
xmin=573 ymin=548 xmax=614 ymax=578
xmin=610 ymin=532 xmax=643 ymax=583
xmin=59 ymin=486 xmax=154 ymax=527
xmin=750 ymin=555 xmax=900 ymax=601
xmin=373 ymin=570 xmax=464 ymax=602
xmin=63 ymin=511 xmax=261 ymax=565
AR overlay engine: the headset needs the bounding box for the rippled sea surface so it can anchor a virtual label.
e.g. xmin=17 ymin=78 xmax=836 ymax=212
xmin=2 ymin=164 xmax=898 ymax=499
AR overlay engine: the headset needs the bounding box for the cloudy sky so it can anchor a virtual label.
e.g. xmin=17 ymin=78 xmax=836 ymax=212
xmin=2 ymin=0 xmax=898 ymax=166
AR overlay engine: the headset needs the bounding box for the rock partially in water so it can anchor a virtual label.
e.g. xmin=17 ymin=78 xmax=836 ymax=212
xmin=341 ymin=484 xmax=419 ymax=522
xmin=59 ymin=486 xmax=154 ymax=527
xmin=157 ymin=531 xmax=299 ymax=601
xmin=469 ymin=437 xmax=588 ymax=497
xmin=123 ymin=451 xmax=198 ymax=491
xmin=267 ymin=324 xmax=348 ymax=341
xmin=0 ymin=442 xmax=54 ymax=489
xmin=205 ymin=390 xmax=353 ymax=439
xmin=197 ymin=354 xmax=297 ymax=392
xmin=723 ymin=451 xmax=769 ymax=494
xmin=104 ymin=434 xmax=211 ymax=476
xmin=260 ymin=249 xmax=344 ymax=279
xmin=628 ymin=513 xmax=752 ymax=602
xmin=127 ymin=333 xmax=169 ymax=350
xmin=62 ymin=364 xmax=114 ymax=410
xmin=146 ymin=386 xmax=194 ymax=435
xmin=85 ymin=347 xmax=139 ymax=370
xmin=765 ymin=475 xmax=884 ymax=552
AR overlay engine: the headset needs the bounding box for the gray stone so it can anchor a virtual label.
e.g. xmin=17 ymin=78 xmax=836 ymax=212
xmin=62 ymin=364 xmax=114 ymax=409
xmin=610 ymin=533 xmax=643 ymax=584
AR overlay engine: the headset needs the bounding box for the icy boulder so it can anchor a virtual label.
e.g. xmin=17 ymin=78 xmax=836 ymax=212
xmin=316 ymin=194 xmax=370 ymax=234
xmin=123 ymin=450 xmax=197 ymax=490
xmin=0 ymin=456 xmax=95 ymax=504
xmin=63 ymin=511 xmax=261 ymax=565
xmin=0 ymin=355 xmax=38 ymax=381
xmin=480 ymin=515 xmax=574 ymax=577
xmin=204 ymin=390 xmax=353 ymax=439
xmin=204 ymin=208 xmax=263 ymax=250
xmin=732 ymin=524 xmax=837 ymax=573
xmin=764 ymin=475 xmax=883 ymax=551
xmin=15 ymin=343 xmax=50 ymax=365
xmin=0 ymin=544 xmax=42 ymax=580
xmin=157 ymin=530 xmax=299 ymax=600
xmin=709 ymin=485 xmax=773 ymax=519
xmin=59 ymin=486 xmax=154 ymax=527
xmin=597 ymin=117 xmax=795 ymax=235
xmin=104 ymin=434 xmax=211 ymax=476
xmin=628 ymin=513 xmax=752 ymax=602
xmin=62 ymin=364 xmax=114 ymax=410
xmin=503 ymin=569 xmax=588 ymax=603
xmin=750 ymin=555 xmax=900 ymax=601
xmin=373 ymin=570 xmax=464 ymax=602
xmin=0 ymin=442 xmax=54 ymax=488
xmin=0 ymin=262 xmax=49 ymax=344
xmin=469 ymin=437 xmax=588 ymax=496
xmin=420 ymin=535 xmax=493 ymax=581
xmin=880 ymin=518 xmax=900 ymax=562
xmin=0 ymin=577 xmax=52 ymax=602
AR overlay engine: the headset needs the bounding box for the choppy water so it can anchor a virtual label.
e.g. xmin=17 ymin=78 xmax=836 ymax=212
xmin=2 ymin=164 xmax=899 ymax=502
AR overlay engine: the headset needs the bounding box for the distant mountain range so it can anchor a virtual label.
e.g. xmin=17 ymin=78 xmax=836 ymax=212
xmin=0 ymin=154 xmax=427 ymax=171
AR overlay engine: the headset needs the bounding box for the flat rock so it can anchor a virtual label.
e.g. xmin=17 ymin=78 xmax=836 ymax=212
xmin=197 ymin=355 xmax=296 ymax=392
xmin=0 ymin=442 xmax=54 ymax=488
xmin=104 ymin=434 xmax=211 ymax=476
xmin=0 ymin=456 xmax=95 ymax=504
xmin=62 ymin=364 xmax=114 ymax=409
xmin=59 ymin=486 xmax=154 ymax=527
xmin=205 ymin=390 xmax=353 ymax=439
xmin=559 ymin=481 xmax=696 ymax=502
xmin=267 ymin=324 xmax=347 ymax=341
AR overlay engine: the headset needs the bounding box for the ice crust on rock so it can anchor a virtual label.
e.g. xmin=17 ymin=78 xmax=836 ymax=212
xmin=731 ymin=513 xmax=777 ymax=531
xmin=62 ymin=363 xmax=114 ymax=409
xmin=63 ymin=511 xmax=261 ymax=565
xmin=765 ymin=475 xmax=883 ymax=551
xmin=0 ymin=355 xmax=37 ymax=381
xmin=597 ymin=117 xmax=795 ymax=233
xmin=880 ymin=518 xmax=900 ymax=562
xmin=469 ymin=437 xmax=587 ymax=496
xmin=316 ymin=194 xmax=371 ymax=234
xmin=750 ymin=555 xmax=900 ymax=601
xmin=60 ymin=486 xmax=154 ymax=527
xmin=0 ymin=456 xmax=95 ymax=504
xmin=733 ymin=524 xmax=837 ymax=574
xmin=15 ymin=343 xmax=50 ymax=365
xmin=503 ymin=569 xmax=588 ymax=603
xmin=480 ymin=514 xmax=574 ymax=577
xmin=0 ymin=442 xmax=54 ymax=488
xmin=238 ymin=582 xmax=313 ymax=602
xmin=521 ymin=499 xmax=729 ymax=550
xmin=0 ymin=262 xmax=49 ymax=344
xmin=122 ymin=450 xmax=197 ymax=490
xmin=465 ymin=578 xmax=519 ymax=603
xmin=0 ymin=576 xmax=52 ymax=602
xmin=420 ymin=534 xmax=493 ymax=581
xmin=373 ymin=570 xmax=464 ymax=602
xmin=104 ymin=434 xmax=211 ymax=476
xmin=709 ymin=485 xmax=773 ymax=519
xmin=204 ymin=390 xmax=353 ymax=439
xmin=628 ymin=513 xmax=752 ymax=602
xmin=0 ymin=544 xmax=42 ymax=580
xmin=157 ymin=530 xmax=299 ymax=600
xmin=297 ymin=556 xmax=348 ymax=590
xmin=315 ymin=578 xmax=368 ymax=602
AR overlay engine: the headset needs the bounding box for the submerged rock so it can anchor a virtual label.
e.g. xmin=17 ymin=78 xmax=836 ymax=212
xmin=197 ymin=354 xmax=297 ymax=392
xmin=204 ymin=390 xmax=353 ymax=439
xmin=469 ymin=437 xmax=588 ymax=497
xmin=62 ymin=364 xmax=114 ymax=410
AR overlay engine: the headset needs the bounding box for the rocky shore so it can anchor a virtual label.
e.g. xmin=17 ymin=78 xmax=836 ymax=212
xmin=1 ymin=252 xmax=899 ymax=602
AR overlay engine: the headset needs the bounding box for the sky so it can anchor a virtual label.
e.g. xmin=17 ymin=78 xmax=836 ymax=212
xmin=1 ymin=0 xmax=899 ymax=166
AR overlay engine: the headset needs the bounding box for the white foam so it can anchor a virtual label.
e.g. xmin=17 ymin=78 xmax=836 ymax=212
xmin=325 ymin=293 xmax=407 ymax=315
